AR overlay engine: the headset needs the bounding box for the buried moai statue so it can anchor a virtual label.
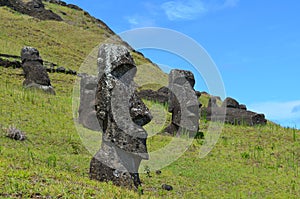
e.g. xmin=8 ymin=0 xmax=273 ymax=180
xmin=207 ymin=96 xmax=218 ymax=108
xmin=163 ymin=69 xmax=200 ymax=136
xmin=21 ymin=46 xmax=55 ymax=94
xmin=89 ymin=44 xmax=152 ymax=189
xmin=78 ymin=74 xmax=100 ymax=131
xmin=201 ymin=97 xmax=267 ymax=126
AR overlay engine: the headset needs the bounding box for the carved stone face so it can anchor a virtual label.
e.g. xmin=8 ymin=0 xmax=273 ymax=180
xmin=91 ymin=44 xmax=151 ymax=188
xmin=95 ymin=43 xmax=150 ymax=157
xmin=170 ymin=69 xmax=195 ymax=88
xmin=168 ymin=69 xmax=199 ymax=133
xmin=21 ymin=46 xmax=42 ymax=63
xmin=111 ymin=64 xmax=137 ymax=85
xmin=98 ymin=44 xmax=136 ymax=85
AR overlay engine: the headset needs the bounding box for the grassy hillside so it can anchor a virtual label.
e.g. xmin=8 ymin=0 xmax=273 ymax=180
xmin=0 ymin=3 xmax=168 ymax=88
xmin=1 ymin=67 xmax=300 ymax=198
xmin=1 ymin=1 xmax=300 ymax=199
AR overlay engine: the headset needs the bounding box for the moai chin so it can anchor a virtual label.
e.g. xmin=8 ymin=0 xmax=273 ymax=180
xmin=164 ymin=69 xmax=200 ymax=136
xmin=89 ymin=44 xmax=152 ymax=189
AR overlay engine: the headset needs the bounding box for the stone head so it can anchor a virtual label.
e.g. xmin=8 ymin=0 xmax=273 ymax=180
xmin=21 ymin=46 xmax=43 ymax=63
xmin=169 ymin=69 xmax=195 ymax=88
xmin=97 ymin=44 xmax=136 ymax=85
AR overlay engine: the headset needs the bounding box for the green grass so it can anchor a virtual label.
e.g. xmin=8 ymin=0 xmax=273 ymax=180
xmin=199 ymin=93 xmax=223 ymax=107
xmin=2 ymin=67 xmax=300 ymax=198
xmin=0 ymin=4 xmax=168 ymax=88
xmin=1 ymin=2 xmax=300 ymax=198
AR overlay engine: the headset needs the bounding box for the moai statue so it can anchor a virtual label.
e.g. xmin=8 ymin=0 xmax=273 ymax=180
xmin=221 ymin=97 xmax=240 ymax=108
xmin=207 ymin=97 xmax=218 ymax=108
xmin=89 ymin=44 xmax=152 ymax=189
xmin=21 ymin=46 xmax=55 ymax=95
xmin=164 ymin=69 xmax=200 ymax=136
xmin=78 ymin=74 xmax=100 ymax=131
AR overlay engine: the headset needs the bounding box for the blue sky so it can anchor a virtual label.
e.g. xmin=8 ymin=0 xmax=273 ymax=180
xmin=64 ymin=0 xmax=300 ymax=127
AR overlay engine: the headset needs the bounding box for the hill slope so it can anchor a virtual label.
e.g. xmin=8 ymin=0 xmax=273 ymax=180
xmin=1 ymin=66 xmax=300 ymax=198
xmin=1 ymin=1 xmax=300 ymax=199
xmin=0 ymin=1 xmax=168 ymax=88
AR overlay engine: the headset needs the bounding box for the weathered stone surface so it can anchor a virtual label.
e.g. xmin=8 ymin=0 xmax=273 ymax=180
xmin=45 ymin=0 xmax=82 ymax=11
xmin=201 ymin=96 xmax=266 ymax=126
xmin=201 ymin=107 xmax=267 ymax=126
xmin=163 ymin=69 xmax=200 ymax=136
xmin=5 ymin=126 xmax=26 ymax=141
xmin=222 ymin=97 xmax=240 ymax=108
xmin=0 ymin=58 xmax=21 ymax=68
xmin=239 ymin=104 xmax=247 ymax=110
xmin=195 ymin=90 xmax=202 ymax=99
xmin=162 ymin=184 xmax=173 ymax=191
xmin=78 ymin=74 xmax=99 ymax=131
xmin=0 ymin=0 xmax=62 ymax=21
xmin=90 ymin=44 xmax=152 ymax=189
xmin=137 ymin=86 xmax=169 ymax=104
xmin=208 ymin=96 xmax=218 ymax=108
xmin=21 ymin=47 xmax=55 ymax=95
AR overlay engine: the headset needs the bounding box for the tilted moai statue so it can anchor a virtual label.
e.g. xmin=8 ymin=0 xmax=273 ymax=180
xmin=21 ymin=46 xmax=55 ymax=95
xmin=89 ymin=44 xmax=152 ymax=189
xmin=164 ymin=69 xmax=200 ymax=136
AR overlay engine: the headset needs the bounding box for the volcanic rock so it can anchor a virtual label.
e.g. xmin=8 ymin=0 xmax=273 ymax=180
xmin=222 ymin=97 xmax=240 ymax=108
xmin=78 ymin=74 xmax=100 ymax=131
xmin=137 ymin=86 xmax=169 ymax=104
xmin=21 ymin=46 xmax=55 ymax=94
xmin=0 ymin=0 xmax=62 ymax=21
xmin=201 ymin=96 xmax=266 ymax=126
xmin=208 ymin=97 xmax=218 ymax=108
xmin=89 ymin=44 xmax=152 ymax=189
xmin=163 ymin=69 xmax=200 ymax=136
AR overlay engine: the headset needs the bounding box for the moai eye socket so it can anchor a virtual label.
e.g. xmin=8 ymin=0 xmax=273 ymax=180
xmin=173 ymin=77 xmax=187 ymax=85
xmin=171 ymin=70 xmax=195 ymax=87
xmin=186 ymin=77 xmax=195 ymax=87
xmin=111 ymin=64 xmax=137 ymax=80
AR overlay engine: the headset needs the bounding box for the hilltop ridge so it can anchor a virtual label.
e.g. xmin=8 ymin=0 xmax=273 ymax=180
xmin=0 ymin=0 xmax=168 ymax=88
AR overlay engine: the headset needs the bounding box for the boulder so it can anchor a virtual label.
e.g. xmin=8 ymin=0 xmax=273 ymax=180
xmin=78 ymin=74 xmax=100 ymax=131
xmin=222 ymin=97 xmax=240 ymax=108
xmin=21 ymin=47 xmax=55 ymax=95
xmin=0 ymin=0 xmax=62 ymax=21
xmin=90 ymin=44 xmax=152 ymax=189
xmin=239 ymin=104 xmax=247 ymax=110
xmin=137 ymin=86 xmax=169 ymax=104
xmin=0 ymin=58 xmax=21 ymax=68
xmin=201 ymin=106 xmax=267 ymax=126
xmin=195 ymin=90 xmax=202 ymax=98
xmin=5 ymin=126 xmax=26 ymax=141
xmin=162 ymin=184 xmax=173 ymax=191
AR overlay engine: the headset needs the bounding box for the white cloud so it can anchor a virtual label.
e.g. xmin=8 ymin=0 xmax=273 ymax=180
xmin=223 ymin=0 xmax=239 ymax=8
xmin=125 ymin=15 xmax=156 ymax=28
xmin=248 ymin=100 xmax=300 ymax=128
xmin=125 ymin=0 xmax=240 ymax=27
xmin=161 ymin=0 xmax=206 ymax=21
xmin=127 ymin=17 xmax=138 ymax=25
xmin=161 ymin=0 xmax=239 ymax=21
